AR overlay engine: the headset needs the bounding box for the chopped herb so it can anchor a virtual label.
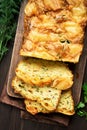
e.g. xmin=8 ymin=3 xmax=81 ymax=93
xmin=40 ymin=77 xmax=44 ymax=80
xmin=36 ymin=87 xmax=39 ymax=92
xmin=60 ymin=40 xmax=65 ymax=43
xmin=42 ymin=66 xmax=48 ymax=71
xmin=60 ymin=39 xmax=70 ymax=44
xmin=66 ymin=40 xmax=70 ymax=44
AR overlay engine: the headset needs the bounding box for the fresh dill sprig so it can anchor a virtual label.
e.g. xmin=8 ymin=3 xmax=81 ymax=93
xmin=0 ymin=0 xmax=22 ymax=61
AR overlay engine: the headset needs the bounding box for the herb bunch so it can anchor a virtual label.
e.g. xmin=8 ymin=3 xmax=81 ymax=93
xmin=76 ymin=83 xmax=87 ymax=119
xmin=0 ymin=0 xmax=22 ymax=61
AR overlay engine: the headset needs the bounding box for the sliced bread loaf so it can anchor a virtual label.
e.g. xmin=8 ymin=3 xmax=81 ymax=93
xmin=20 ymin=0 xmax=87 ymax=63
xmin=24 ymin=90 xmax=75 ymax=115
xmin=12 ymin=76 xmax=61 ymax=111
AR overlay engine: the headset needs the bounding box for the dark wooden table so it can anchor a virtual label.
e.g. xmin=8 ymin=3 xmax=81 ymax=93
xmin=0 ymin=43 xmax=87 ymax=130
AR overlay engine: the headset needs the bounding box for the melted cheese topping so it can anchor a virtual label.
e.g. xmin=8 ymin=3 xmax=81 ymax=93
xmin=20 ymin=0 xmax=87 ymax=63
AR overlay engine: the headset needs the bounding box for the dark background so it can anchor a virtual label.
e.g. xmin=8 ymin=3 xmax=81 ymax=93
xmin=0 ymin=43 xmax=87 ymax=130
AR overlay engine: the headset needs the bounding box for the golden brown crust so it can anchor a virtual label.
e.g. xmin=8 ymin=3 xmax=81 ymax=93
xmin=20 ymin=40 xmax=83 ymax=62
xmin=20 ymin=0 xmax=87 ymax=63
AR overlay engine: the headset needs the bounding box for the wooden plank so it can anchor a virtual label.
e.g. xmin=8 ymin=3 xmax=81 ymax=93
xmin=6 ymin=0 xmax=26 ymax=98
xmin=72 ymin=52 xmax=87 ymax=105
xmin=72 ymin=28 xmax=87 ymax=105
xmin=0 ymin=0 xmax=87 ymax=126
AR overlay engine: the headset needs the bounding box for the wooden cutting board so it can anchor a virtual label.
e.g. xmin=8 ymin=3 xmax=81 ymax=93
xmin=1 ymin=0 xmax=87 ymax=126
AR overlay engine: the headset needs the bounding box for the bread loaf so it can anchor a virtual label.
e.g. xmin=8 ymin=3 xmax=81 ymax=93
xmin=20 ymin=0 xmax=87 ymax=63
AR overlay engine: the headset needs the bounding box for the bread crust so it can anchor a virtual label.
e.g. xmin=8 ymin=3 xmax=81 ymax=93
xmin=20 ymin=0 xmax=87 ymax=63
xmin=15 ymin=58 xmax=73 ymax=90
xmin=12 ymin=76 xmax=61 ymax=111
xmin=24 ymin=89 xmax=75 ymax=115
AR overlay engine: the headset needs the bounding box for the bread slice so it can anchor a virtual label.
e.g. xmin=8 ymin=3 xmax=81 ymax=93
xmin=55 ymin=90 xmax=75 ymax=115
xmin=15 ymin=58 xmax=73 ymax=90
xmin=12 ymin=76 xmax=61 ymax=111
xmin=20 ymin=39 xmax=83 ymax=63
xmin=24 ymin=90 xmax=75 ymax=115
xmin=20 ymin=0 xmax=87 ymax=63
xmin=24 ymin=100 xmax=50 ymax=115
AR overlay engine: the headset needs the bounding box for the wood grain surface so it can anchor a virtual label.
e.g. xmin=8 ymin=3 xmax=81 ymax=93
xmin=1 ymin=0 xmax=87 ymax=127
xmin=0 ymin=2 xmax=87 ymax=130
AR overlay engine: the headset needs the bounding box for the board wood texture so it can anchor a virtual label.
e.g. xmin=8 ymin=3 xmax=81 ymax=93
xmin=1 ymin=0 xmax=87 ymax=126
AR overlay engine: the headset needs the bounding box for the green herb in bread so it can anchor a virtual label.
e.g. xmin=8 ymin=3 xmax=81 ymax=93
xmin=16 ymin=58 xmax=73 ymax=90
xmin=55 ymin=90 xmax=75 ymax=115
xmin=24 ymin=100 xmax=50 ymax=115
xmin=20 ymin=0 xmax=87 ymax=63
xmin=24 ymin=90 xmax=75 ymax=115
xmin=12 ymin=76 xmax=61 ymax=111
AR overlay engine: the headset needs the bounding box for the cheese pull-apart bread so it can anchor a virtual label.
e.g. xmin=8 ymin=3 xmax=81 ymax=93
xmin=24 ymin=90 xmax=75 ymax=115
xmin=20 ymin=0 xmax=87 ymax=63
xmin=15 ymin=58 xmax=73 ymax=90
xmin=12 ymin=76 xmax=61 ymax=111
